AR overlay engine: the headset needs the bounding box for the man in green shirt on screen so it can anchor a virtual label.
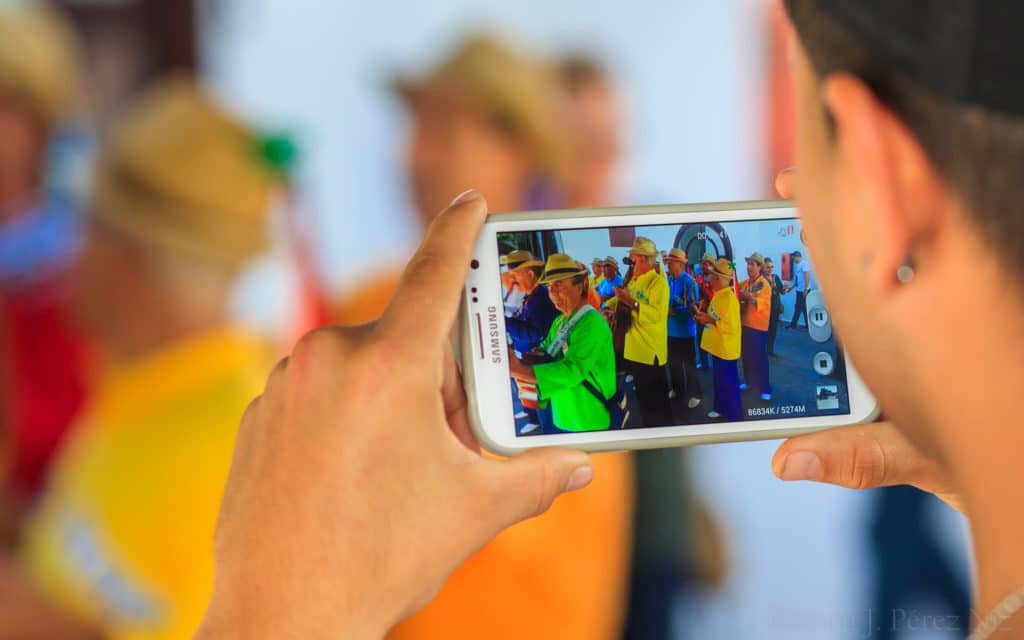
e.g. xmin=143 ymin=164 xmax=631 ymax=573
xmin=509 ymin=254 xmax=616 ymax=432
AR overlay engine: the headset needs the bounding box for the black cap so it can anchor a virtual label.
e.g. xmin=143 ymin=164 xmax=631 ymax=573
xmin=817 ymin=0 xmax=1024 ymax=115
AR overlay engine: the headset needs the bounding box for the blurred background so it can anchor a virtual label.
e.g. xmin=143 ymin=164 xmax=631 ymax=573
xmin=0 ymin=0 xmax=972 ymax=638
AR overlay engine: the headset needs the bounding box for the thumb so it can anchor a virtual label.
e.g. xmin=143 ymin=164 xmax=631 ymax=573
xmin=771 ymin=422 xmax=932 ymax=490
xmin=480 ymin=448 xmax=594 ymax=531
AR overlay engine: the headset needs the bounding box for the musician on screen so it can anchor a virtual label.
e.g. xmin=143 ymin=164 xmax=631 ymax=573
xmin=508 ymin=254 xmax=616 ymax=432
xmin=694 ymin=258 xmax=742 ymax=422
xmin=664 ymin=248 xmax=702 ymax=409
xmin=595 ymin=255 xmax=624 ymax=303
xmin=605 ymin=237 xmax=672 ymax=427
xmin=738 ymin=252 xmax=773 ymax=402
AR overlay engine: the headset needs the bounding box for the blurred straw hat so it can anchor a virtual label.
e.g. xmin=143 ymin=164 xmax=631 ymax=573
xmin=0 ymin=3 xmax=82 ymax=125
xmin=393 ymin=34 xmax=564 ymax=169
xmin=745 ymin=252 xmax=765 ymax=266
xmin=92 ymin=75 xmax=284 ymax=267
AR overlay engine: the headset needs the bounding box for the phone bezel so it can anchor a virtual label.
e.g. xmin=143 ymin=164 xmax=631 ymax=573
xmin=459 ymin=199 xmax=880 ymax=455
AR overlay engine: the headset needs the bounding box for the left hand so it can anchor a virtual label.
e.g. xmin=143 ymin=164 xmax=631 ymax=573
xmin=197 ymin=191 xmax=594 ymax=640
xmin=694 ymin=311 xmax=712 ymax=325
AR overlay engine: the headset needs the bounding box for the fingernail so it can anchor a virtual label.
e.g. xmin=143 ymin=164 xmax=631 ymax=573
xmin=565 ymin=465 xmax=594 ymax=492
xmin=450 ymin=188 xmax=480 ymax=207
xmin=779 ymin=451 xmax=822 ymax=481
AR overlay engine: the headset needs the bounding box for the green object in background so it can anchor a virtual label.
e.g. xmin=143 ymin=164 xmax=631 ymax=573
xmin=255 ymin=133 xmax=298 ymax=178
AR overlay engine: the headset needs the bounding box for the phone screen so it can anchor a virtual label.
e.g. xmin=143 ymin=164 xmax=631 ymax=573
xmin=498 ymin=217 xmax=851 ymax=437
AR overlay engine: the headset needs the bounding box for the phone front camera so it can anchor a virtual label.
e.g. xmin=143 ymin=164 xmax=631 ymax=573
xmin=470 ymin=259 xmax=480 ymax=270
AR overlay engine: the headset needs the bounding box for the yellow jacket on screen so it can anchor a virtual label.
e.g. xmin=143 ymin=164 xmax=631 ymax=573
xmin=604 ymin=269 xmax=669 ymax=366
xmin=701 ymin=286 xmax=741 ymax=360
xmin=19 ymin=329 xmax=270 ymax=640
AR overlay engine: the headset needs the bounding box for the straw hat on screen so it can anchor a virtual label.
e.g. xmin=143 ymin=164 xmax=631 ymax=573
xmin=664 ymin=248 xmax=688 ymax=263
xmin=91 ymin=75 xmax=284 ymax=268
xmin=501 ymin=250 xmax=544 ymax=271
xmin=709 ymin=258 xmax=735 ymax=280
xmin=628 ymin=236 xmax=659 ymax=258
xmin=538 ymin=253 xmax=587 ymax=284
xmin=393 ymin=34 xmax=564 ymax=169
xmin=0 ymin=3 xmax=82 ymax=125
xmin=745 ymin=252 xmax=765 ymax=267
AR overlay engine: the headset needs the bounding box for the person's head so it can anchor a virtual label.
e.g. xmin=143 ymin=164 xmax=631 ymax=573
xmin=76 ymin=75 xmax=282 ymax=361
xmin=591 ymin=258 xmax=603 ymax=276
xmin=601 ymin=257 xmax=619 ymax=280
xmin=791 ymin=250 xmax=803 ymax=265
xmin=764 ymin=258 xmax=775 ymax=276
xmin=665 ymin=248 xmax=688 ymax=278
xmin=397 ymin=35 xmax=563 ymax=224
xmin=538 ymin=254 xmax=587 ymax=314
xmin=699 ymin=252 xmax=716 ymax=278
xmin=746 ymin=252 xmax=765 ymax=279
xmin=557 ymin=55 xmax=622 ymax=208
xmin=502 ymin=250 xmax=544 ymax=293
xmin=783 ymin=0 xmax=1024 ymax=457
xmin=0 ymin=5 xmax=81 ymax=212
xmin=708 ymin=258 xmax=735 ymax=292
xmin=627 ymin=237 xmax=659 ymax=275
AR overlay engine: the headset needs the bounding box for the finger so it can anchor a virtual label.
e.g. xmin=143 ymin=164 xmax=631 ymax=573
xmin=378 ymin=190 xmax=488 ymax=349
xmin=477 ymin=448 xmax=593 ymax=533
xmin=441 ymin=346 xmax=479 ymax=453
xmin=775 ymin=167 xmax=796 ymax=199
xmin=771 ymin=422 xmax=952 ymax=492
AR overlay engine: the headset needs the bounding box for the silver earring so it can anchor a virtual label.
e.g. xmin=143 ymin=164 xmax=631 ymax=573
xmin=896 ymin=262 xmax=915 ymax=284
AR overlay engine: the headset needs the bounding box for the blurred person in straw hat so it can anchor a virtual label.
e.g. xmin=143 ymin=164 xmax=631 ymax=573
xmin=333 ymin=33 xmax=567 ymax=326
xmin=604 ymin=236 xmax=672 ymax=427
xmin=0 ymin=2 xmax=92 ymax=515
xmin=694 ymin=258 xmax=742 ymax=422
xmin=0 ymin=74 xmax=282 ymax=639
xmin=330 ymin=34 xmax=631 ymax=640
xmin=738 ymin=252 xmax=773 ymax=401
xmin=507 ymin=253 xmax=616 ymax=433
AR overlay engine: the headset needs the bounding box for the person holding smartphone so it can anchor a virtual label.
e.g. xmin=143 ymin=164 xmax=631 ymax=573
xmin=194 ymin=1 xmax=1024 ymax=638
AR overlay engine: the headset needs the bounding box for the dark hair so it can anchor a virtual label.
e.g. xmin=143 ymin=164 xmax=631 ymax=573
xmin=527 ymin=266 xmax=544 ymax=280
xmin=784 ymin=0 xmax=1024 ymax=274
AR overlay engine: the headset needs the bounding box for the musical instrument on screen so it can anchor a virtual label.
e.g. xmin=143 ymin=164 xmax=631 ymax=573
xmin=610 ymin=258 xmax=635 ymax=354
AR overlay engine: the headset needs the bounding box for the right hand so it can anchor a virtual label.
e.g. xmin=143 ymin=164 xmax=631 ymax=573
xmin=770 ymin=168 xmax=963 ymax=512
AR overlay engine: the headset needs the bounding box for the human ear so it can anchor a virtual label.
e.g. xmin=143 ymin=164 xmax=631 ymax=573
xmin=823 ymin=73 xmax=944 ymax=294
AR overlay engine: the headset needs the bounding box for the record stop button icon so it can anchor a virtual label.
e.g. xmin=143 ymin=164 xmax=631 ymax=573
xmin=813 ymin=351 xmax=835 ymax=376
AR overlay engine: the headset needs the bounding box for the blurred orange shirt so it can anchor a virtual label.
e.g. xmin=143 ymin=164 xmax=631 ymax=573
xmin=334 ymin=272 xmax=634 ymax=640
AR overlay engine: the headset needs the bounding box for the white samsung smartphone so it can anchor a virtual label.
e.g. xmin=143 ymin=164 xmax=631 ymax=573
xmin=459 ymin=200 xmax=879 ymax=455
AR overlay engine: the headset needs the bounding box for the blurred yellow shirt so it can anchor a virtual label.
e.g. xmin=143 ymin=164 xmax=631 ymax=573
xmin=336 ymin=275 xmax=634 ymax=640
xmin=19 ymin=328 xmax=270 ymax=640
